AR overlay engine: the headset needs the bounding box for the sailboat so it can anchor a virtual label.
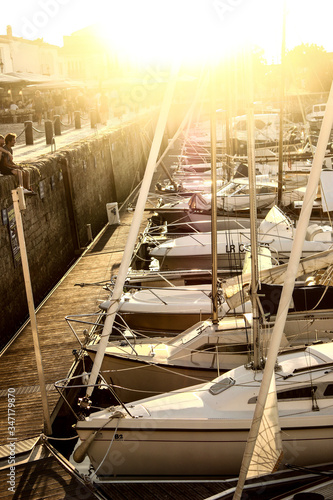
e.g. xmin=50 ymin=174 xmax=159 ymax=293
xmin=74 ymin=73 xmax=333 ymax=480
xmin=155 ymin=174 xmax=306 ymax=219
xmin=149 ymin=205 xmax=333 ymax=271
xmin=85 ymin=79 xmax=333 ymax=403
xmin=75 ymin=341 xmax=333 ymax=477
xmin=86 ymin=306 xmax=333 ymax=402
xmin=98 ymin=247 xmax=333 ymax=336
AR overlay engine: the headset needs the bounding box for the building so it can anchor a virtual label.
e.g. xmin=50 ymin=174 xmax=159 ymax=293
xmin=60 ymin=25 xmax=121 ymax=82
xmin=0 ymin=25 xmax=64 ymax=77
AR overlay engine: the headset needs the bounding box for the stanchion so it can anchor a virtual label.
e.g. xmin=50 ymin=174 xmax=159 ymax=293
xmin=54 ymin=115 xmax=61 ymax=136
xmin=45 ymin=120 xmax=54 ymax=145
xmin=90 ymin=109 xmax=98 ymax=128
xmin=74 ymin=111 xmax=81 ymax=129
xmin=24 ymin=121 xmax=34 ymax=145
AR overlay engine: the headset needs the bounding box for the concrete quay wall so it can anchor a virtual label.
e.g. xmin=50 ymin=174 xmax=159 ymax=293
xmin=0 ymin=114 xmax=159 ymax=349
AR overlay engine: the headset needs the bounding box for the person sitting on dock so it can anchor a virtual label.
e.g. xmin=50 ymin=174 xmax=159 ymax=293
xmin=0 ymin=135 xmax=13 ymax=163
xmin=0 ymin=133 xmax=36 ymax=195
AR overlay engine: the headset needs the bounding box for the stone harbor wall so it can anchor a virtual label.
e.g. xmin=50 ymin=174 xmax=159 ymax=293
xmin=0 ymin=112 xmax=165 ymax=350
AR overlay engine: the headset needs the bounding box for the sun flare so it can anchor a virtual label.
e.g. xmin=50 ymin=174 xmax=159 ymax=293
xmin=96 ymin=0 xmax=287 ymax=67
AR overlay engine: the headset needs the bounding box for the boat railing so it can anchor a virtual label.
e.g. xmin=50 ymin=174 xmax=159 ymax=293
xmin=145 ymin=223 xmax=210 ymax=240
xmin=65 ymin=312 xmax=105 ymax=348
xmin=65 ymin=311 xmax=140 ymax=352
xmin=151 ymin=220 xmax=203 ymax=234
xmin=54 ymin=371 xmax=133 ymax=420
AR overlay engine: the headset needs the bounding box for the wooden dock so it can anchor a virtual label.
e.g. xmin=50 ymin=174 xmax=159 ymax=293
xmin=0 ymin=202 xmax=237 ymax=500
xmin=0 ymin=208 xmax=147 ymax=451
xmin=0 ymin=198 xmax=243 ymax=500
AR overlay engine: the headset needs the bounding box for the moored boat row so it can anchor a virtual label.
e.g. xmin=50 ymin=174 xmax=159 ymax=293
xmin=63 ymin=90 xmax=333 ymax=491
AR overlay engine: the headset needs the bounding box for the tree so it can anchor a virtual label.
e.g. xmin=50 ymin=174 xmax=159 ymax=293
xmin=284 ymin=43 xmax=333 ymax=92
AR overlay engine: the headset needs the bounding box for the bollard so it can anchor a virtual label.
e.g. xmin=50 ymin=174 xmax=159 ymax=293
xmin=54 ymin=115 xmax=61 ymax=136
xmin=24 ymin=121 xmax=34 ymax=145
xmin=45 ymin=120 xmax=54 ymax=145
xmin=90 ymin=109 xmax=98 ymax=128
xmin=86 ymin=224 xmax=93 ymax=242
xmin=74 ymin=111 xmax=81 ymax=129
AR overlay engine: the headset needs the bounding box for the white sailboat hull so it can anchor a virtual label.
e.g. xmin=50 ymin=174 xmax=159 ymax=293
xmin=76 ymin=343 xmax=333 ymax=478
xmin=87 ymin=311 xmax=333 ymax=402
xmin=76 ymin=413 xmax=333 ymax=478
xmin=117 ymin=284 xmax=221 ymax=334
xmin=150 ymin=236 xmax=333 ymax=271
xmin=150 ymin=209 xmax=333 ymax=271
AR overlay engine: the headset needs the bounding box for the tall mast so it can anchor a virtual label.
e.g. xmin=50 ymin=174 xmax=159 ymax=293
xmin=246 ymin=52 xmax=261 ymax=369
xmin=278 ymin=0 xmax=287 ymax=206
xmin=210 ymin=66 xmax=219 ymax=324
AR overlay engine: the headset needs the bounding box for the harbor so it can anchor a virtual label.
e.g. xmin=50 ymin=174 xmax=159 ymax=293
xmin=1 ymin=93 xmax=333 ymax=498
xmin=2 ymin=2 xmax=333 ymax=499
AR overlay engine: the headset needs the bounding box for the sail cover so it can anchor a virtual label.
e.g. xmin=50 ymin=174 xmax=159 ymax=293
xmin=245 ymin=374 xmax=283 ymax=479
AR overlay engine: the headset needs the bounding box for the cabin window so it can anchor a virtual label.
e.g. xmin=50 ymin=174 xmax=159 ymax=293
xmin=248 ymin=385 xmax=317 ymax=404
xmin=209 ymin=377 xmax=235 ymax=395
xmin=323 ymin=384 xmax=333 ymax=396
xmin=258 ymin=186 xmax=275 ymax=194
xmin=276 ymin=386 xmax=317 ymax=401
xmin=195 ymin=343 xmax=250 ymax=353
xmin=254 ymin=119 xmax=268 ymax=130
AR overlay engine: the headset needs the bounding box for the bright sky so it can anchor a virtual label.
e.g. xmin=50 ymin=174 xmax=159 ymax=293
xmin=1 ymin=0 xmax=333 ymax=64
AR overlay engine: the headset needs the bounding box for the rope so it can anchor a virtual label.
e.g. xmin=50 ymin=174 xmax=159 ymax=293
xmin=32 ymin=126 xmax=44 ymax=134
xmin=16 ymin=123 xmax=29 ymax=139
xmin=59 ymin=120 xmax=72 ymax=128
xmin=90 ymin=417 xmax=121 ymax=480
xmin=80 ymin=114 xmax=90 ymax=121
xmin=74 ymin=280 xmax=112 ymax=287
xmin=46 ymin=435 xmax=79 ymax=441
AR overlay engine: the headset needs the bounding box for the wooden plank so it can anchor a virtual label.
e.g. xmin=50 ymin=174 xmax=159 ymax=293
xmin=0 ymin=455 xmax=101 ymax=499
xmin=0 ymin=210 xmax=149 ymax=447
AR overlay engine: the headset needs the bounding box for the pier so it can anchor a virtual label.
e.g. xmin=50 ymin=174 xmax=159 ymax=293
xmin=0 ymin=203 xmax=243 ymax=500
xmin=0 ymin=206 xmax=149 ymax=498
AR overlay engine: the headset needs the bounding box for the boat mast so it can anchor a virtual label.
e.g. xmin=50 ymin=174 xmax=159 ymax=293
xmin=233 ymin=78 xmax=333 ymax=500
xmin=225 ymin=57 xmax=233 ymax=181
xmin=278 ymin=0 xmax=287 ymax=206
xmin=210 ymin=66 xmax=219 ymax=324
xmin=246 ymin=52 xmax=261 ymax=369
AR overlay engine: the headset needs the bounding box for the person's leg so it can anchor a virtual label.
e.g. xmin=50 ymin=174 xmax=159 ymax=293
xmin=22 ymin=169 xmax=31 ymax=190
xmin=13 ymin=169 xmax=23 ymax=186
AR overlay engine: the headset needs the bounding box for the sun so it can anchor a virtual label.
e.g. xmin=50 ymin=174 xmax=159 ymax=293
xmin=96 ymin=0 xmax=287 ymax=67
xmin=96 ymin=0 xmax=332 ymax=68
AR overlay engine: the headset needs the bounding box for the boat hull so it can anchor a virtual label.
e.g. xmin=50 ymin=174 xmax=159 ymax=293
xmin=86 ymin=350 xmax=238 ymax=402
xmin=76 ymin=417 xmax=333 ymax=478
